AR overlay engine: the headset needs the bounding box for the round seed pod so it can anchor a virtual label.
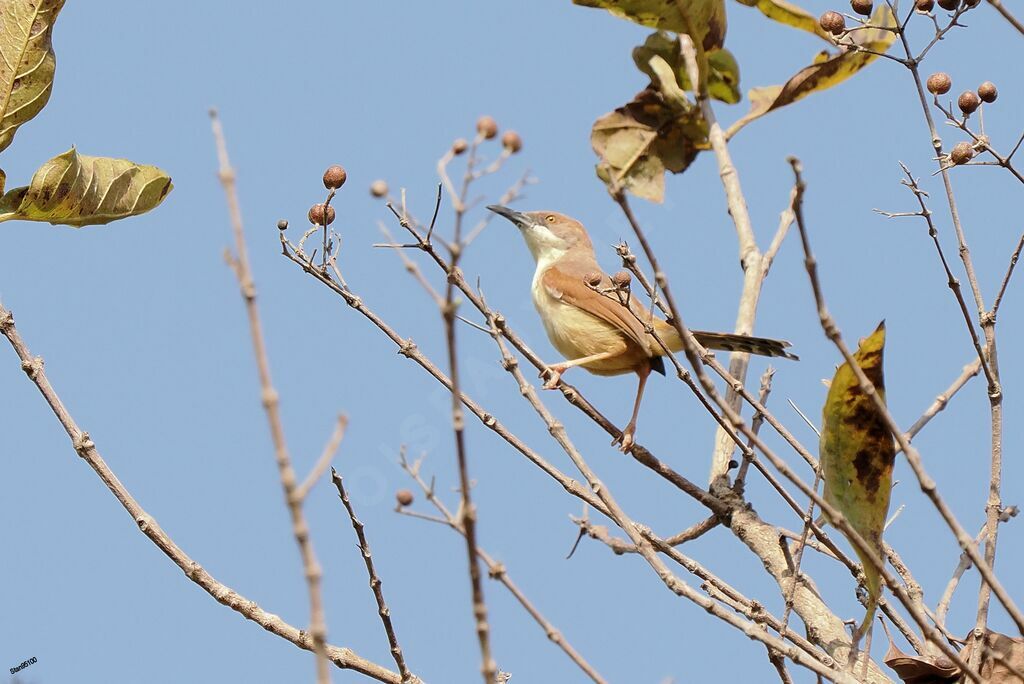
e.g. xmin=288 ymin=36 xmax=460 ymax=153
xmin=958 ymin=90 xmax=980 ymax=114
xmin=308 ymin=203 xmax=335 ymax=226
xmin=977 ymin=81 xmax=998 ymax=103
xmin=396 ymin=490 xmax=414 ymax=507
xmin=926 ymin=72 xmax=952 ymax=95
xmin=322 ymin=165 xmax=347 ymax=190
xmin=851 ymin=0 xmax=873 ymax=15
xmin=501 ymin=130 xmax=523 ymax=153
xmin=370 ymin=180 xmax=389 ymax=198
xmin=476 ymin=115 xmax=498 ymax=140
xmin=819 ymin=11 xmax=846 ymax=35
xmin=611 ymin=270 xmax=632 ymax=289
xmin=950 ymin=142 xmax=974 ymax=165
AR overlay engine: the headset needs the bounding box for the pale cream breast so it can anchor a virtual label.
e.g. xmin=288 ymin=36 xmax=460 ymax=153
xmin=531 ymin=276 xmax=642 ymax=375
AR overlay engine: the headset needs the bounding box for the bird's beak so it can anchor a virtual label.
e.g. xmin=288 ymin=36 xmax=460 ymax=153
xmin=487 ymin=205 xmax=531 ymax=229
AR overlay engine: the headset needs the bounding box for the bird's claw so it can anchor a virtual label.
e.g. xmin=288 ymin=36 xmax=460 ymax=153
xmin=540 ymin=365 xmax=564 ymax=390
xmin=611 ymin=423 xmax=636 ymax=452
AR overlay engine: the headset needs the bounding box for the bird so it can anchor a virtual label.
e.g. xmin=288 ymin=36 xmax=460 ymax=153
xmin=487 ymin=205 xmax=797 ymax=451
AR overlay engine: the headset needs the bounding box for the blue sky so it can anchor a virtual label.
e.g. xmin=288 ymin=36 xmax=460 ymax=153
xmin=2 ymin=1 xmax=1023 ymax=682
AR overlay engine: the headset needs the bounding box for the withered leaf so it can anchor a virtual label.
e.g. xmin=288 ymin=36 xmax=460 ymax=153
xmin=959 ymin=631 xmax=1024 ymax=683
xmin=732 ymin=0 xmax=834 ymax=42
xmin=0 ymin=148 xmax=173 ymax=227
xmin=820 ymin=321 xmax=894 ymax=637
xmin=727 ymin=3 xmax=896 ymax=139
xmin=0 ymin=0 xmax=65 ymax=153
xmin=573 ymin=0 xmax=728 ymax=51
xmin=884 ymin=639 xmax=959 ymax=683
xmin=591 ymin=87 xmax=708 ymax=203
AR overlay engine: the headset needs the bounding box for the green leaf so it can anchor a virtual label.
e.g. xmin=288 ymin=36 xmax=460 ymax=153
xmin=0 ymin=0 xmax=65 ymax=153
xmin=707 ymin=48 xmax=741 ymax=104
xmin=591 ymin=88 xmax=707 ymax=203
xmin=0 ymin=148 xmax=173 ymax=227
xmin=820 ymin=321 xmax=894 ymax=638
xmin=727 ymin=4 xmax=896 ymax=138
xmin=633 ymin=32 xmax=741 ymax=104
xmin=573 ymin=0 xmax=728 ymax=51
xmin=732 ymin=0 xmax=833 ymax=42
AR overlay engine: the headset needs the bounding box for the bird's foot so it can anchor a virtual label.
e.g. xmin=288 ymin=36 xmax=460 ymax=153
xmin=540 ymin=364 xmax=566 ymax=390
xmin=611 ymin=422 xmax=637 ymax=452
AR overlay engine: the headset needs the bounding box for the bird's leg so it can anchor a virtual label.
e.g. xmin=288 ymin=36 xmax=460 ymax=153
xmin=541 ymin=350 xmax=618 ymax=390
xmin=612 ymin=362 xmax=652 ymax=452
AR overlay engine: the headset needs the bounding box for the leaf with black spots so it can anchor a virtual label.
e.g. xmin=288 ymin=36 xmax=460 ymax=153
xmin=820 ymin=321 xmax=894 ymax=638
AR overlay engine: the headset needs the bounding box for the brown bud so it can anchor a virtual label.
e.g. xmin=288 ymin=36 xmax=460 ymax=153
xmin=322 ymin=165 xmax=347 ymax=190
xmin=308 ymin=203 xmax=336 ymax=226
xmin=958 ymin=90 xmax=981 ymax=114
xmin=584 ymin=271 xmax=603 ymax=287
xmin=501 ymin=130 xmax=523 ymax=153
xmin=370 ymin=180 xmax=388 ymax=198
xmin=963 ymin=0 xmax=980 ymax=6
xmin=452 ymin=138 xmax=469 ymax=155
xmin=476 ymin=115 xmax=498 ymax=139
xmin=277 ymin=219 xmax=289 ymax=231
xmin=950 ymin=142 xmax=974 ymax=165
xmin=819 ymin=11 xmax=846 ymax=35
xmin=396 ymin=489 xmax=414 ymax=507
xmin=936 ymin=0 xmax=959 ymax=9
xmin=611 ymin=270 xmax=632 ymax=289
xmin=851 ymin=0 xmax=873 ymax=15
xmin=926 ymin=72 xmax=951 ymax=95
xmin=977 ymin=81 xmax=998 ymax=103
xmin=915 ymin=0 xmax=934 ymax=10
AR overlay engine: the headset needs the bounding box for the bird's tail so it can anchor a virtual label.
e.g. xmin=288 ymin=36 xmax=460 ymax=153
xmin=653 ymin=319 xmax=798 ymax=360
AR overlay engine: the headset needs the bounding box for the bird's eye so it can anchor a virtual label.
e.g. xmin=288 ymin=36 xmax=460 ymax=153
xmin=545 ymin=215 xmax=555 ymax=223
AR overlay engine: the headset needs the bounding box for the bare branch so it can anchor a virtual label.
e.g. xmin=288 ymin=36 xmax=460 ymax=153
xmin=398 ymin=455 xmax=608 ymax=684
xmin=0 ymin=306 xmax=402 ymax=683
xmin=296 ymin=415 xmax=348 ymax=503
xmin=210 ymin=110 xmax=331 ymax=684
xmin=332 ymin=469 xmax=415 ymax=683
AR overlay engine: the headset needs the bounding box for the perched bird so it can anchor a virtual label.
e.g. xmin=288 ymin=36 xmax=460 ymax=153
xmin=488 ymin=206 xmax=797 ymax=451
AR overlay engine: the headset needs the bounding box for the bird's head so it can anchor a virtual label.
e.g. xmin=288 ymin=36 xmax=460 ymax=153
xmin=486 ymin=206 xmax=592 ymax=264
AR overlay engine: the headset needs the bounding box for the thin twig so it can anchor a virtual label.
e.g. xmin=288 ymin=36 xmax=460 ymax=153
xmin=987 ymin=0 xmax=1024 ymax=36
xmin=903 ymin=359 xmax=981 ymax=442
xmin=398 ymin=454 xmax=608 ymax=684
xmin=439 ymin=173 xmax=498 ymax=681
xmin=331 ymin=469 xmax=414 ymax=683
xmin=210 ymin=110 xmax=331 ymax=684
xmin=296 ymin=416 xmax=348 ymax=502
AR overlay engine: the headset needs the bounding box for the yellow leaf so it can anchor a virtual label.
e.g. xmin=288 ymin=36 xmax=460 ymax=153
xmin=0 ymin=0 xmax=65 ymax=153
xmin=820 ymin=321 xmax=894 ymax=638
xmin=733 ymin=0 xmax=833 ymax=42
xmin=0 ymin=148 xmax=173 ymax=227
xmin=573 ymin=0 xmax=728 ymax=51
xmin=727 ymin=4 xmax=896 ymax=139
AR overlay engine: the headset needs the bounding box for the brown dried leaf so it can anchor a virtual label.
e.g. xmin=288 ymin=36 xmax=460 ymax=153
xmin=959 ymin=631 xmax=1024 ymax=683
xmin=591 ymin=87 xmax=708 ymax=202
xmin=883 ymin=639 xmax=959 ymax=683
